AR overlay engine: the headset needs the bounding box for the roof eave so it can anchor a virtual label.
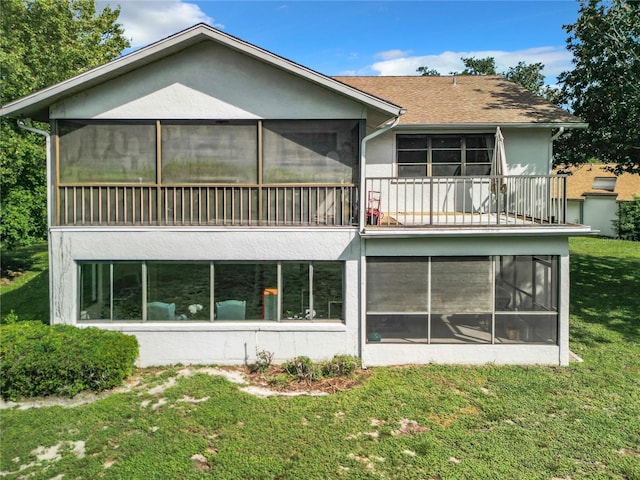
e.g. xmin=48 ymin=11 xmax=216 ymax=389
xmin=0 ymin=24 xmax=403 ymax=121
xmin=395 ymin=122 xmax=588 ymax=130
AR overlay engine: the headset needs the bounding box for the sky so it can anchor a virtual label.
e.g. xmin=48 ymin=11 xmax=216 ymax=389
xmin=96 ymin=0 xmax=581 ymax=84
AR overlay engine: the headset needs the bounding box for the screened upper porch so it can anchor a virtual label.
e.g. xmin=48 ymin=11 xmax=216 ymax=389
xmin=55 ymin=119 xmax=360 ymax=227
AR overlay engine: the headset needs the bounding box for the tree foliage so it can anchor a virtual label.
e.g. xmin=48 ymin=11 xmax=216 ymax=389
xmin=417 ymin=57 xmax=550 ymax=97
xmin=416 ymin=66 xmax=440 ymax=76
xmin=0 ymin=0 xmax=129 ymax=248
xmin=456 ymin=56 xmax=497 ymax=75
xmin=504 ymin=61 xmax=545 ymax=96
xmin=613 ymin=195 xmax=640 ymax=240
xmin=555 ymin=0 xmax=640 ymax=174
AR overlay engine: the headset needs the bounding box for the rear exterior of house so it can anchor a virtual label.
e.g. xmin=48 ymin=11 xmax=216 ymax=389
xmin=1 ymin=24 xmax=591 ymax=367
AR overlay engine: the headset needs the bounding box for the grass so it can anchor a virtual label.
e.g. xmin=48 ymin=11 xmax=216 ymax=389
xmin=1 ymin=237 xmax=639 ymax=479
xmin=0 ymin=242 xmax=49 ymax=323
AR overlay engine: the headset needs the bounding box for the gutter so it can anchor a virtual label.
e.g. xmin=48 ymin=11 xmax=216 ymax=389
xmin=359 ymin=116 xmax=401 ymax=233
xmin=17 ymin=119 xmax=53 ymax=324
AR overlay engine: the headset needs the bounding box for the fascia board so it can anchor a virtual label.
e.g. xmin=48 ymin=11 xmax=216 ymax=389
xmin=1 ymin=24 xmax=402 ymax=119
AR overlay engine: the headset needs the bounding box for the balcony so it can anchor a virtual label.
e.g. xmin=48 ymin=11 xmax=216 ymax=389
xmin=364 ymin=175 xmax=568 ymax=228
xmin=56 ymin=175 xmax=570 ymax=230
xmin=57 ymin=184 xmax=357 ymax=227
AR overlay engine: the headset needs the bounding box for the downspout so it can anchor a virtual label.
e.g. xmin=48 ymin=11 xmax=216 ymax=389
xmin=550 ymin=126 xmax=566 ymax=222
xmin=17 ymin=119 xmax=53 ymax=324
xmin=359 ymin=115 xmax=401 ymax=233
xmin=358 ymin=114 xmax=401 ymax=368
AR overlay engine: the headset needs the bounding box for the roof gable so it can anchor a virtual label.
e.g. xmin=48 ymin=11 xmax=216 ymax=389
xmin=1 ymin=24 xmax=402 ymax=122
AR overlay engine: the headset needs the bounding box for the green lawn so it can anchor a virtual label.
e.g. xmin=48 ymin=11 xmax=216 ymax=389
xmin=1 ymin=238 xmax=639 ymax=479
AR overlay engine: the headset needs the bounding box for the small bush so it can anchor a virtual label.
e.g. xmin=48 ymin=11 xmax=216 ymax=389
xmin=249 ymin=349 xmax=274 ymax=374
xmin=321 ymin=354 xmax=361 ymax=377
xmin=614 ymin=195 xmax=640 ymax=241
xmin=281 ymin=356 xmax=319 ymax=382
xmin=0 ymin=322 xmax=139 ymax=400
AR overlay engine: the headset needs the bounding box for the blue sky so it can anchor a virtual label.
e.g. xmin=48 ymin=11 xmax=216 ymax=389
xmin=97 ymin=1 xmax=581 ymax=84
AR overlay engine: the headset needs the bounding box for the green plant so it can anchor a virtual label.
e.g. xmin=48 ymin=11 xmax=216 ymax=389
xmin=0 ymin=322 xmax=138 ymax=400
xmin=321 ymin=354 xmax=361 ymax=377
xmin=613 ymin=195 xmax=640 ymax=241
xmin=282 ymin=356 xmax=319 ymax=382
xmin=249 ymin=349 xmax=274 ymax=374
xmin=1 ymin=309 xmax=19 ymax=325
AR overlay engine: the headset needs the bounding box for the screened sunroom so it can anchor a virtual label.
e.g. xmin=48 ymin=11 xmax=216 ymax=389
xmin=55 ymin=119 xmax=362 ymax=227
xmin=366 ymin=255 xmax=558 ymax=345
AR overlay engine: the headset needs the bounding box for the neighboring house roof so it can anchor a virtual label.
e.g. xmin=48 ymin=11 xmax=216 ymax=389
xmin=0 ymin=24 xmax=402 ymax=122
xmin=334 ymin=75 xmax=585 ymax=128
xmin=560 ymin=164 xmax=640 ymax=201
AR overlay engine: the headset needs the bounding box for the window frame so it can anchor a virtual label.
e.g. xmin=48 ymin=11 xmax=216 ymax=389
xmin=366 ymin=255 xmax=559 ymax=345
xmin=396 ymin=134 xmax=493 ymax=177
xmin=77 ymin=260 xmax=345 ymax=323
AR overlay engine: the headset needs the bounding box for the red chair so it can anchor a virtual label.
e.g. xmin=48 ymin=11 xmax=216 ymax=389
xmin=366 ymin=191 xmax=383 ymax=225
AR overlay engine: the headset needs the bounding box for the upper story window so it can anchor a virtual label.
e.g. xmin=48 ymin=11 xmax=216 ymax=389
xmin=57 ymin=119 xmax=361 ymax=185
xmin=396 ymin=134 xmax=493 ymax=177
xmin=59 ymin=121 xmax=156 ymax=183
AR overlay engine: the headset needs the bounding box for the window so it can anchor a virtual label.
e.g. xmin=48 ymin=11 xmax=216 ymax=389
xmin=59 ymin=121 xmax=156 ymax=183
xmin=161 ymin=122 xmax=258 ymax=183
xmin=78 ymin=261 xmax=343 ymax=322
xmin=396 ymin=134 xmax=493 ymax=177
xmin=366 ymin=255 xmax=558 ymax=344
xmin=262 ymin=120 xmax=359 ymax=183
xmin=59 ymin=120 xmax=360 ymax=186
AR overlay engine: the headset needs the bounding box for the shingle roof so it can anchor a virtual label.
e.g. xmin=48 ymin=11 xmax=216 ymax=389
xmin=333 ymin=75 xmax=583 ymax=126
xmin=560 ymin=164 xmax=640 ymax=201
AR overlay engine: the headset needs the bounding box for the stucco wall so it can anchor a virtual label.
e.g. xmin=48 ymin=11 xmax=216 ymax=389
xmin=49 ymin=228 xmax=362 ymax=366
xmin=50 ymin=42 xmax=366 ymax=120
xmin=583 ymin=195 xmax=618 ymax=237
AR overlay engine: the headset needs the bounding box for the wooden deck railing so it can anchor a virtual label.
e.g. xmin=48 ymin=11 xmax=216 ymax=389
xmin=57 ymin=184 xmax=357 ymax=227
xmin=364 ymin=175 xmax=567 ymax=227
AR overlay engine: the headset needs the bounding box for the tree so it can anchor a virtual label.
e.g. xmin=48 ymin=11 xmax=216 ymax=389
xmin=504 ymin=61 xmax=545 ymax=96
xmin=416 ymin=66 xmax=440 ymax=76
xmin=555 ymin=0 xmax=640 ymax=174
xmin=0 ymin=0 xmax=130 ymax=248
xmin=456 ymin=56 xmax=497 ymax=75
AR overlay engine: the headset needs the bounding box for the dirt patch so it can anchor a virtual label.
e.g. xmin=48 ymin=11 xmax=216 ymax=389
xmin=2 ymin=365 xmax=369 ymax=410
xmin=242 ymin=365 xmax=370 ymax=395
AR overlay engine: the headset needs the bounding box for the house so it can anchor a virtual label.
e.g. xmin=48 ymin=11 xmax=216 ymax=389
xmin=560 ymin=164 xmax=640 ymax=237
xmin=1 ymin=24 xmax=593 ymax=367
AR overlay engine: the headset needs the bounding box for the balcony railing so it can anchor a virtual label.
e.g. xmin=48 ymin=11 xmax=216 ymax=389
xmin=57 ymin=184 xmax=357 ymax=227
xmin=365 ymin=175 xmax=567 ymax=228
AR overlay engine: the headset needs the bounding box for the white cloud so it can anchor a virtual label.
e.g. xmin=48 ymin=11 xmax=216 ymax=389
xmin=370 ymin=46 xmax=573 ymax=83
xmin=375 ymin=49 xmax=413 ymax=61
xmin=97 ymin=1 xmax=223 ymax=48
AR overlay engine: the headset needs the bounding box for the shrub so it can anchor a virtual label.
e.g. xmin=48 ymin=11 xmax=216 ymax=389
xmin=321 ymin=354 xmax=361 ymax=377
xmin=249 ymin=349 xmax=274 ymax=374
xmin=0 ymin=322 xmax=138 ymax=400
xmin=613 ymin=195 xmax=640 ymax=241
xmin=281 ymin=356 xmax=319 ymax=382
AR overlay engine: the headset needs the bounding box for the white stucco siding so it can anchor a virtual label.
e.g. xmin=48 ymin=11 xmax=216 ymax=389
xmin=502 ymin=128 xmax=552 ymax=175
xmin=49 ymin=228 xmax=361 ymax=366
xmin=583 ymin=196 xmax=618 ymax=237
xmin=49 ymin=42 xmax=366 ymax=120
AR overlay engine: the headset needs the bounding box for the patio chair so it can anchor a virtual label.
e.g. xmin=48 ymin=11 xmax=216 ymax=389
xmin=147 ymin=301 xmax=176 ymax=320
xmin=366 ymin=190 xmax=383 ymax=225
xmin=215 ymin=300 xmax=246 ymax=320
